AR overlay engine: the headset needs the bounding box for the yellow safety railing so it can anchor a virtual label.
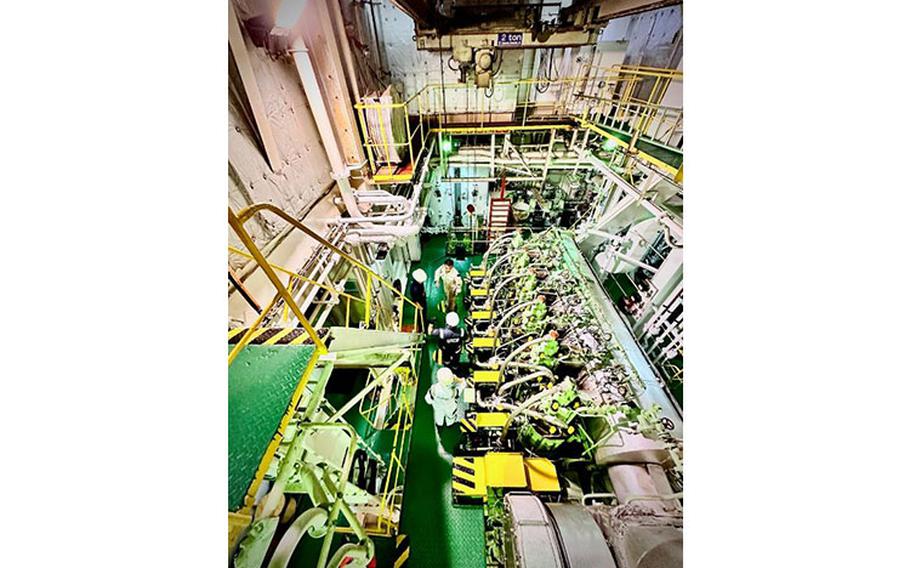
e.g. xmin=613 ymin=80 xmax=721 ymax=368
xmin=353 ymin=64 xmax=682 ymax=181
xmin=350 ymin=365 xmax=415 ymax=536
xmin=228 ymin=204 xmax=424 ymax=365
xmin=354 ymin=88 xmax=433 ymax=184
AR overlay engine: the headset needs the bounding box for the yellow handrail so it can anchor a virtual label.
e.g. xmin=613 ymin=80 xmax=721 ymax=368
xmin=228 ymin=245 xmax=364 ymax=304
xmin=353 ymin=64 xmax=682 ymax=182
xmin=229 ymin=208 xmax=327 ymax=360
xmin=230 ymin=204 xmax=424 ymax=339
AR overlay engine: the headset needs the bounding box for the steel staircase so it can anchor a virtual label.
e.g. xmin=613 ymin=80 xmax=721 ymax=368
xmin=487 ymin=197 xmax=512 ymax=241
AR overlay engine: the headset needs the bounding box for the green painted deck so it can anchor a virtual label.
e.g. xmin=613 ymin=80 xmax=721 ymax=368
xmin=398 ymin=235 xmax=486 ymax=568
xmin=228 ymin=343 xmax=317 ymax=511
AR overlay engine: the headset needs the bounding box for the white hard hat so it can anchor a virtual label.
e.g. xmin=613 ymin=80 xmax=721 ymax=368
xmin=437 ymin=367 xmax=455 ymax=386
xmin=412 ymin=268 xmax=427 ymax=283
xmin=446 ymin=312 xmax=460 ymax=327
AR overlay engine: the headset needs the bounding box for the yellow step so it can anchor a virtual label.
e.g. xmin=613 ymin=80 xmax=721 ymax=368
xmin=472 ymin=369 xmax=501 ymax=383
xmin=472 ymin=337 xmax=499 ymax=349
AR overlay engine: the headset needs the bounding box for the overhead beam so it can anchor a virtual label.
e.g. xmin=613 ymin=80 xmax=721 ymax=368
xmin=563 ymin=0 xmax=682 ymax=26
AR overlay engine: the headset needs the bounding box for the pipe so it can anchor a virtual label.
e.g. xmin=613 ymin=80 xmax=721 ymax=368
xmin=332 ymin=137 xmax=433 ymax=227
xmin=353 ymin=191 xmax=409 ymax=204
xmin=490 ymin=299 xmax=539 ymax=344
xmin=494 ymin=332 xmax=534 ymax=353
xmin=346 ymin=234 xmax=397 ymax=244
xmin=350 ymin=224 xmax=421 ymax=237
xmin=346 ymin=225 xmax=420 ymax=244
xmin=495 ymin=400 xmax=567 ymax=431
xmin=487 ymin=261 xmax=550 ymax=308
xmin=482 ymin=231 xmax=515 ymax=263
xmin=327 ymin=543 xmax=372 ymax=568
xmin=582 ymin=492 xmax=618 ymax=506
xmin=498 ymin=370 xmax=554 ymax=394
xmin=267 ymin=507 xmax=330 ymax=568
xmin=499 ymin=381 xmax=569 ymax=443
xmin=487 ymin=249 xmax=524 ymax=278
xmin=487 ymin=273 xmax=525 ymax=307
xmin=603 ymin=247 xmax=659 ymax=274
xmin=331 ymin=199 xmax=417 ymax=224
xmin=499 ymin=336 xmax=553 ymax=372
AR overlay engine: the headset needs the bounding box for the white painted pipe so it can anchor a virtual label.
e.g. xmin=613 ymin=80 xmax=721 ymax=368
xmin=331 ymin=200 xmax=417 ymax=224
xmin=351 ymin=224 xmax=421 ymax=237
xmin=267 ymin=508 xmax=329 ymax=568
xmin=346 ymin=234 xmax=397 ymax=244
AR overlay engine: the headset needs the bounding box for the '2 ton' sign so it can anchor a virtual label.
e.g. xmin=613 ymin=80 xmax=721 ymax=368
xmin=496 ymin=32 xmax=523 ymax=47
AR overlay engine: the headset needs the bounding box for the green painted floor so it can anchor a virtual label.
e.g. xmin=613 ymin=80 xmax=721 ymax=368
xmin=228 ymin=343 xmax=317 ymax=511
xmin=398 ymin=236 xmax=486 ymax=568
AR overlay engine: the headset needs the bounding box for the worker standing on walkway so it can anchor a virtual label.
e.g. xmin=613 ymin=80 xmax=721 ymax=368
xmin=409 ymin=268 xmax=428 ymax=313
xmin=434 ymin=259 xmax=463 ymax=313
xmin=427 ymin=312 xmax=466 ymax=368
xmin=424 ymin=367 xmax=466 ymax=427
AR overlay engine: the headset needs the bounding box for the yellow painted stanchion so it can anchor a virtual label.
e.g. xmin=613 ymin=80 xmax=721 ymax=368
xmin=228 ymin=291 xmax=281 ymax=365
xmin=228 ymin=208 xmax=327 ymax=356
xmin=233 ymin=203 xmax=423 ymax=332
xmin=365 ymin=275 xmax=372 ymax=328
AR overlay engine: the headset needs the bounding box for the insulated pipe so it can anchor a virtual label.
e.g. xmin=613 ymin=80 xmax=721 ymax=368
xmin=488 ymin=262 xmax=550 ymax=307
xmin=474 ymin=388 xmax=563 ymax=430
xmin=346 ymin=226 xmax=420 ymax=246
xmin=327 ymin=543 xmax=372 ymax=568
xmin=350 ymin=194 xmax=409 ymax=206
xmin=604 ymin=247 xmax=660 ymax=274
xmin=487 ymin=249 xmax=524 ymax=278
xmin=350 ymin=224 xmax=421 ymax=237
xmin=494 ymin=333 xmax=534 ymax=354
xmin=498 ymin=370 xmax=554 ymax=394
xmin=487 ymin=273 xmax=525 ymax=307
xmin=267 ymin=507 xmax=330 ymax=568
xmin=499 ymin=336 xmax=554 ymax=372
xmin=346 ymin=234 xmax=397 ymax=245
xmin=494 ymin=400 xmax=567 ymax=431
xmin=483 ymin=231 xmax=514 ymax=262
xmin=499 ymin=381 xmax=569 ymax=443
xmin=331 ymin=199 xmax=417 ymax=224
xmin=489 ymin=299 xmax=539 ymax=345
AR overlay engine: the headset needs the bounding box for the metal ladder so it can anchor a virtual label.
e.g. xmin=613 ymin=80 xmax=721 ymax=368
xmin=487 ymin=197 xmax=512 ymax=241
